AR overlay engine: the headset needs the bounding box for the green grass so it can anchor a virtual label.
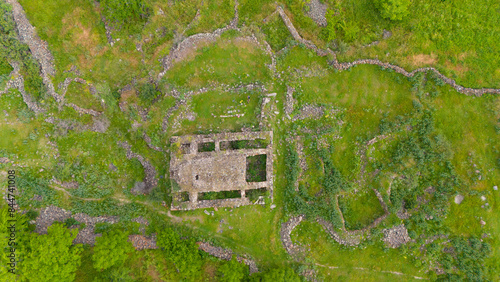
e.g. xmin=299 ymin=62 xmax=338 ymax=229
xmin=282 ymin=53 xmax=414 ymax=180
xmin=163 ymin=38 xmax=271 ymax=90
xmin=338 ymin=0 xmax=500 ymax=88
xmin=198 ymin=190 xmax=241 ymax=200
xmin=198 ymin=141 xmax=215 ymax=152
xmin=185 ymin=0 xmax=235 ymax=36
xmin=171 ymin=204 xmax=288 ymax=266
xmin=291 ymin=220 xmax=427 ymax=279
xmin=239 ymin=0 xmax=275 ymax=24
xmin=0 ymin=59 xmax=13 ymax=76
xmin=261 ymin=13 xmax=294 ymax=51
xmin=338 ymin=189 xmax=386 ymax=230
xmin=5 ymin=0 xmax=500 ymax=279
xmin=18 ymin=0 xmax=148 ymax=88
xmin=246 ymin=154 xmax=267 ymax=182
xmin=65 ymin=81 xmax=103 ymax=111
xmin=175 ymin=90 xmax=261 ymax=135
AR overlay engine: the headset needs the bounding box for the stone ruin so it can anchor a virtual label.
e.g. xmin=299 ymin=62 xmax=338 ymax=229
xmin=169 ymin=131 xmax=273 ymax=210
xmin=383 ymin=225 xmax=411 ymax=248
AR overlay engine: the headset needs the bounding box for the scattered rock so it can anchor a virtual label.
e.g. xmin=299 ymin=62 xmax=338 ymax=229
xmin=131 ymin=181 xmax=146 ymax=195
xmin=129 ymin=234 xmax=158 ymax=250
xmin=383 ymin=225 xmax=411 ymax=248
xmin=383 ymin=29 xmax=392 ymax=39
xmin=454 ymin=194 xmax=464 ymax=204
xmin=109 ymin=163 xmax=117 ymax=171
xmin=35 ymin=205 xmax=72 ymax=234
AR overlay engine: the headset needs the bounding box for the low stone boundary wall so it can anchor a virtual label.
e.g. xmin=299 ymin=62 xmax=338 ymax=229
xmin=276 ymin=4 xmax=500 ymax=97
xmin=280 ymin=215 xmax=305 ymax=256
xmin=198 ymin=242 xmax=259 ymax=274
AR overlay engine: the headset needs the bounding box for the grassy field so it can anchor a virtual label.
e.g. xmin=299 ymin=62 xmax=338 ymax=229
xmin=2 ymin=0 xmax=500 ymax=280
xmin=291 ymin=220 xmax=425 ymax=280
xmin=338 ymin=190 xmax=386 ymax=230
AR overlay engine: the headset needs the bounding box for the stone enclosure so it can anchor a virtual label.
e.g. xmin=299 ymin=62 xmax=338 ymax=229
xmin=170 ymin=131 xmax=273 ymax=210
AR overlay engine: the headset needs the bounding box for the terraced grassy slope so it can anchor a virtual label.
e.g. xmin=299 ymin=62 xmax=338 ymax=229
xmin=1 ymin=0 xmax=499 ymax=281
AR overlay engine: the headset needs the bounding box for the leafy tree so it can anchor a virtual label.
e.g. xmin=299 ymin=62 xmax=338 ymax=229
xmin=21 ymin=223 xmax=82 ymax=282
xmin=156 ymin=227 xmax=202 ymax=279
xmin=376 ymin=0 xmax=411 ymax=21
xmin=218 ymin=257 xmax=249 ymax=282
xmin=92 ymin=229 xmax=134 ymax=271
xmin=0 ymin=204 xmax=28 ymax=281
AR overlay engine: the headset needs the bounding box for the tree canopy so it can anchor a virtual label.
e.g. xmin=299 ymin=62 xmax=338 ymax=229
xmin=20 ymin=223 xmax=82 ymax=282
xmin=156 ymin=227 xmax=203 ymax=279
xmin=92 ymin=229 xmax=134 ymax=271
xmin=218 ymin=257 xmax=249 ymax=282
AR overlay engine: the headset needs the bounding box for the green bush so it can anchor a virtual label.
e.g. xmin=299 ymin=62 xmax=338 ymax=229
xmin=156 ymin=227 xmax=203 ymax=279
xmin=93 ymin=229 xmax=134 ymax=271
xmin=64 ymin=218 xmax=81 ymax=228
xmin=375 ymin=0 xmax=411 ymax=21
xmin=100 ymin=0 xmax=151 ymax=33
xmin=137 ymin=82 xmax=160 ymax=104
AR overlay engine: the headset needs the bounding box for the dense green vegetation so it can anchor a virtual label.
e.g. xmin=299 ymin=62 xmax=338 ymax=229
xmin=246 ymin=154 xmax=267 ymax=182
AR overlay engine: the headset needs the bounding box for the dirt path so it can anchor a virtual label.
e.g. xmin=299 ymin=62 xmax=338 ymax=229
xmin=314 ymin=263 xmax=427 ymax=280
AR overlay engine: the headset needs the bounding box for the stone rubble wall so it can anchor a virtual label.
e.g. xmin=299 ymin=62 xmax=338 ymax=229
xmin=280 ymin=215 xmax=305 ymax=256
xmin=382 ymin=225 xmax=411 ymax=248
xmin=1 ymin=61 xmax=44 ymax=114
xmin=130 ymin=234 xmax=158 ymax=250
xmin=7 ymin=0 xmax=63 ymax=104
xmin=118 ymin=141 xmax=158 ymax=194
xmin=158 ymin=0 xmax=240 ymax=79
xmin=316 ymin=218 xmax=360 ymax=246
xmin=44 ymin=115 xmax=110 ymax=134
xmin=142 ymin=132 xmax=163 ymax=152
xmin=34 ymin=205 xmax=118 ymax=245
xmin=285 ymin=85 xmax=295 ymax=117
xmin=276 ymin=5 xmax=500 ymax=97
xmin=198 ymin=242 xmax=259 ymax=274
xmin=330 ymin=55 xmax=500 ymax=97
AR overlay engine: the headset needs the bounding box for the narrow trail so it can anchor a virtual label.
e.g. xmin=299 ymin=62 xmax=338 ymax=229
xmin=314 ymin=263 xmax=427 ymax=280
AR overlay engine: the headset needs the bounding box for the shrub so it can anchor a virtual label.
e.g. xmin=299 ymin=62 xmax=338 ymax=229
xmin=64 ymin=218 xmax=80 ymax=228
xmin=375 ymin=0 xmax=411 ymax=21
xmin=21 ymin=223 xmax=83 ymax=281
xmin=100 ymin=0 xmax=151 ymax=33
xmin=137 ymin=82 xmax=159 ymax=103
xmin=93 ymin=230 xmax=134 ymax=271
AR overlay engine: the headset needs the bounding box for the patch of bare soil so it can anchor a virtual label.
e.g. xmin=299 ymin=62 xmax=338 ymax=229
xmin=411 ymin=53 xmax=437 ymax=66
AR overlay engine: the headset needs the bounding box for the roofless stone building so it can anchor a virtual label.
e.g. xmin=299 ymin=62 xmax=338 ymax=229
xmin=169 ymin=131 xmax=273 ymax=210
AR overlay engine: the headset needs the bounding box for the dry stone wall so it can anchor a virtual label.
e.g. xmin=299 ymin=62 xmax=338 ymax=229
xmin=7 ymin=0 xmax=63 ymax=103
xmin=276 ymin=5 xmax=500 ymax=97
xmin=118 ymin=141 xmax=158 ymax=194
